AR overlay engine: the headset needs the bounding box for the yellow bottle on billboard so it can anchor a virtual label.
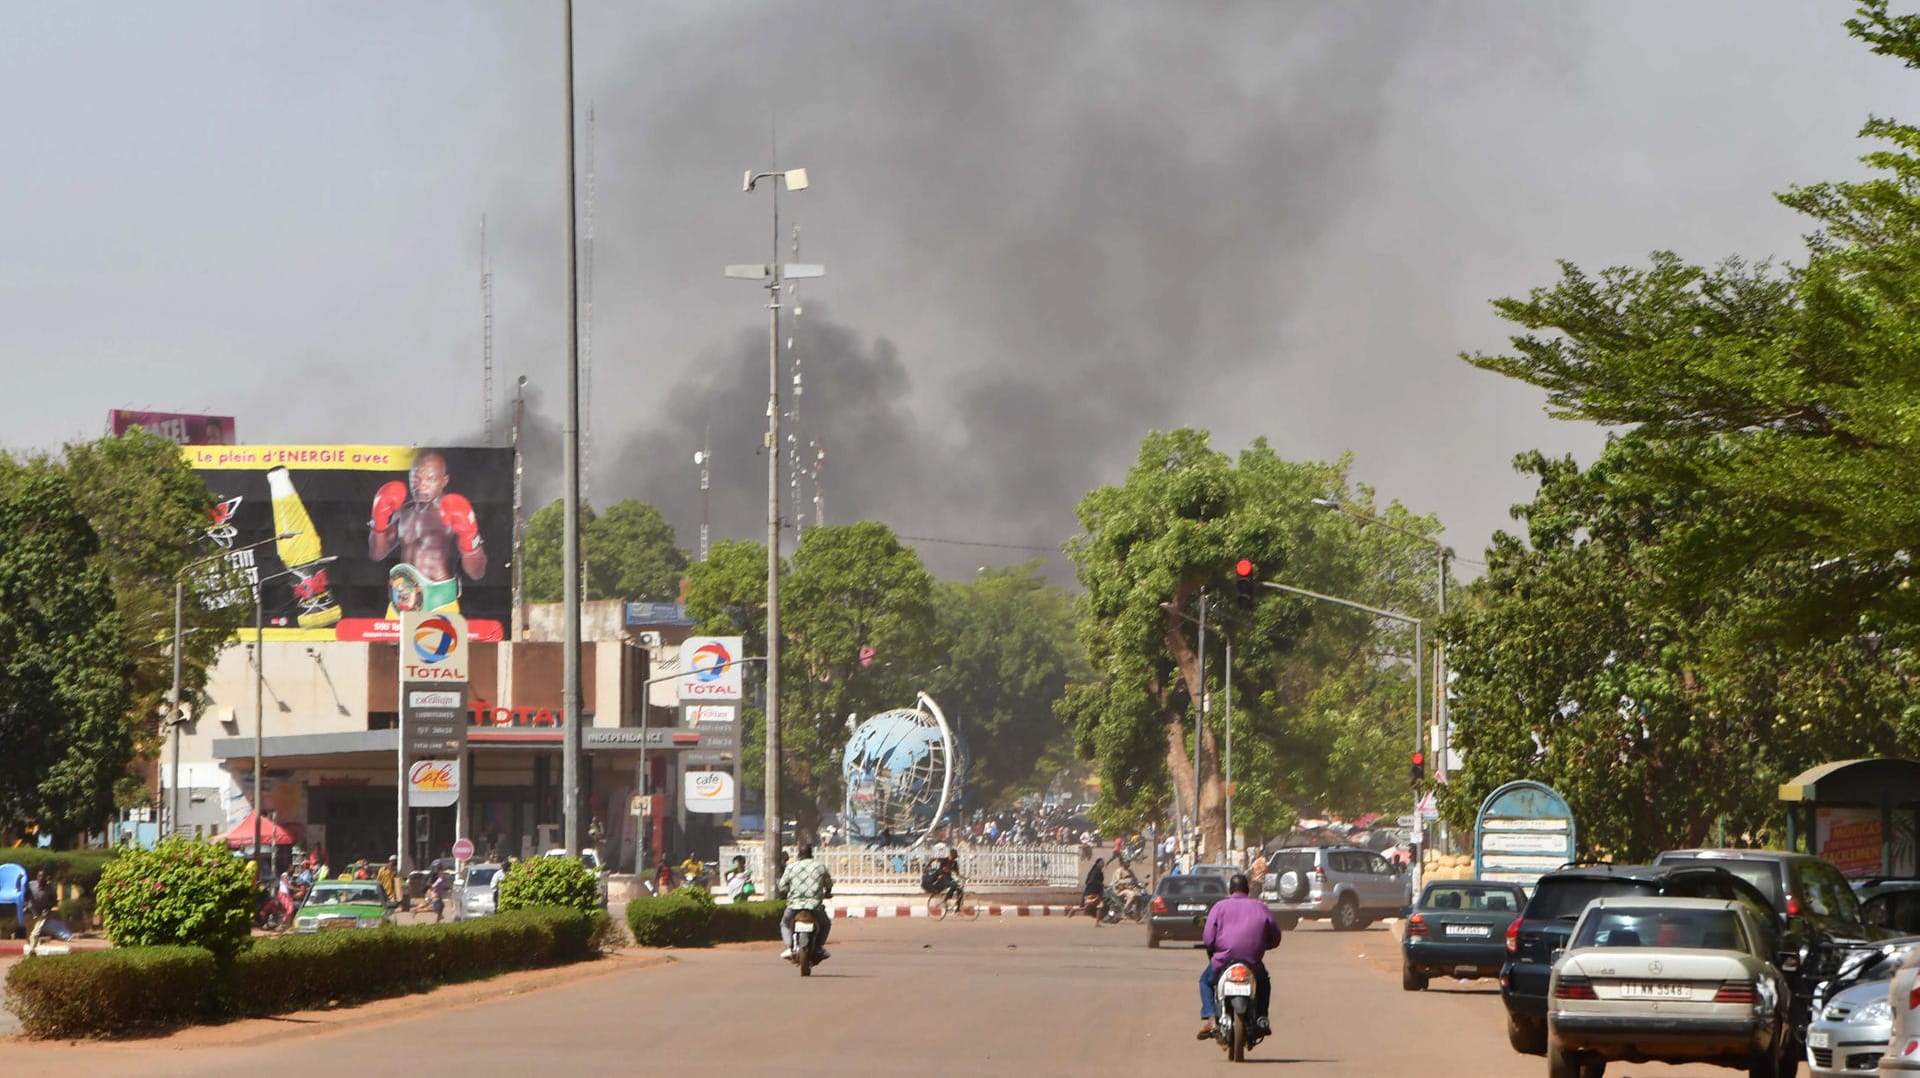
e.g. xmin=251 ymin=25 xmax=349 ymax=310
xmin=266 ymin=466 xmax=343 ymax=628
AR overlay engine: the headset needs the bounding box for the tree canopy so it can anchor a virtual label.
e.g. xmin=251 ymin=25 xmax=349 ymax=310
xmin=1448 ymin=1 xmax=1920 ymax=858
xmin=524 ymin=498 xmax=689 ymax=603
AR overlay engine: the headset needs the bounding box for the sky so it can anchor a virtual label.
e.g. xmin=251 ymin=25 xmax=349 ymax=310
xmin=3 ymin=2 xmax=1912 ymax=582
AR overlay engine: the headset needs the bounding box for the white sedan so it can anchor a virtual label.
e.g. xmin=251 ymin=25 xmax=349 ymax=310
xmin=1547 ymin=896 xmax=1793 ymax=1078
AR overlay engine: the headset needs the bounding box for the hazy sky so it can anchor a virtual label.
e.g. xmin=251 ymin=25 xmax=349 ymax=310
xmin=3 ymin=2 xmax=1909 ymax=581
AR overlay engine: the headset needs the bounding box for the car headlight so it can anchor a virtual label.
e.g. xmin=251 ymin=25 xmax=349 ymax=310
xmin=295 ymin=917 xmax=316 ymax=929
xmin=1849 ymin=998 xmax=1892 ymax=1024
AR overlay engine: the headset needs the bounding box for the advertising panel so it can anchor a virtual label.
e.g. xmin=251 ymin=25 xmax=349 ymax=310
xmin=677 ymin=636 xmax=744 ymax=700
xmin=408 ymin=759 xmax=460 ymax=808
xmin=404 ymin=685 xmax=469 ymax=756
xmin=1815 ymin=806 xmax=1884 ymax=878
xmin=111 ymin=409 xmax=236 ymax=445
xmin=186 ymin=445 xmax=512 ymax=641
xmin=685 ymin=770 xmax=735 ymax=814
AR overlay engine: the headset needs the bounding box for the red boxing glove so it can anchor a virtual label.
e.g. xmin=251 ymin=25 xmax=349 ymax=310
xmin=371 ymin=481 xmax=407 ymax=532
xmin=439 ymin=493 xmax=483 ymax=554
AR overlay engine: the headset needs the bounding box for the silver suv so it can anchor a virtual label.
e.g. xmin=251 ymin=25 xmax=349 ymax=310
xmin=1259 ymin=845 xmax=1410 ymax=931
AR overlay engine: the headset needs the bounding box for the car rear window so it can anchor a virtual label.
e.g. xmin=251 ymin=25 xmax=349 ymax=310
xmin=1795 ymin=859 xmax=1863 ymax=922
xmin=1160 ymin=877 xmax=1227 ymax=898
xmin=1526 ymin=877 xmax=1659 ymax=921
xmin=1572 ymin=907 xmax=1745 ymax=951
xmin=1655 ymin=855 xmax=1782 ymax=908
xmin=1423 ymin=885 xmax=1523 ymax=913
xmin=467 ymin=867 xmax=500 ymax=886
xmin=1266 ymin=852 xmax=1315 ymax=876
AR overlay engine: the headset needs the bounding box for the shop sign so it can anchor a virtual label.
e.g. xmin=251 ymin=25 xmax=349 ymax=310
xmin=408 ymin=759 xmax=459 ymax=807
xmin=682 ymin=704 xmax=737 ymax=726
xmin=401 ymin=612 xmax=468 ymax=682
xmin=685 ymin=770 xmax=735 ymax=814
xmin=677 ymin=637 xmax=744 ymax=701
xmin=404 ymin=684 xmax=468 ymax=755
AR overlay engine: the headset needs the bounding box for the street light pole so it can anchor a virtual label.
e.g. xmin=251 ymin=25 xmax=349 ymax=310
xmin=1254 ymin=578 xmax=1424 ymax=896
xmin=168 ymin=533 xmax=293 ymax=839
xmin=1224 ymin=641 xmax=1233 ymax=852
xmin=1193 ymin=589 xmax=1206 ymax=862
xmin=559 ymin=0 xmax=585 ymax=860
xmin=729 ymin=166 xmax=820 ymax=878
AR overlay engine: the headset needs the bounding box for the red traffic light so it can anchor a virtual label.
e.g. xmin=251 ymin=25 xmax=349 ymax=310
xmin=1410 ymin=751 xmax=1425 ymax=767
xmin=1235 ymin=558 xmax=1254 ymax=578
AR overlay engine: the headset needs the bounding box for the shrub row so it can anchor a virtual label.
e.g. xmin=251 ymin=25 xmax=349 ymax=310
xmin=2 ymin=908 xmax=613 ymax=1039
xmin=2 ymin=946 xmax=214 ymax=1039
xmin=626 ymin=889 xmax=786 ymax=947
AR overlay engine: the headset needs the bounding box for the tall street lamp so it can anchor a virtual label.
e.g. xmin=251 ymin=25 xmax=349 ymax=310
xmin=167 ymin=532 xmax=295 ymax=838
xmin=1253 ymin=577 xmax=1425 ymax=896
xmin=727 ymin=165 xmax=822 ymax=876
xmin=558 ymin=0 xmax=586 ymax=861
xmin=1313 ymin=498 xmax=1451 ymax=848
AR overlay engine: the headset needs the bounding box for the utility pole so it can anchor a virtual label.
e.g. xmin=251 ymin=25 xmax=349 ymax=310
xmin=559 ymin=0 xmax=584 ymax=857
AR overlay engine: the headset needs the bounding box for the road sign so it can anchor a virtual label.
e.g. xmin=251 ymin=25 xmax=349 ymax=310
xmin=452 ymin=837 xmax=474 ymax=860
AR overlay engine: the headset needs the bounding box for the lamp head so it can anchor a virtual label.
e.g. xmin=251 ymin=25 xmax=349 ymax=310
xmin=1310 ymin=498 xmax=1339 ymax=511
xmin=783 ymin=167 xmax=809 ymax=191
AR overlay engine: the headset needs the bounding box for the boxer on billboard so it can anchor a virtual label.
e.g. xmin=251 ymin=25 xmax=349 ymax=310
xmin=368 ymin=451 xmax=488 ymax=615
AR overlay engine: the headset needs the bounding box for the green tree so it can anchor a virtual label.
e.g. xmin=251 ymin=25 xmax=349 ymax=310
xmin=524 ymin=498 xmax=689 ymax=602
xmin=59 ymin=430 xmax=249 ymax=807
xmin=780 ymin=522 xmax=940 ymax=826
xmin=588 ymin=500 xmax=688 ymax=601
xmin=925 ymin=562 xmax=1086 ymax=808
xmin=0 ymin=458 xmax=136 ymax=842
xmin=1061 ymin=429 xmax=1441 ymax=854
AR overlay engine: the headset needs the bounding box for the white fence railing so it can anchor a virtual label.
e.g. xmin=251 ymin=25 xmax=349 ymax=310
xmin=721 ymin=843 xmax=1085 ymax=894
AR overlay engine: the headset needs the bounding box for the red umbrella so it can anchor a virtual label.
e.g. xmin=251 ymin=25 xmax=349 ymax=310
xmin=220 ymin=813 xmax=301 ymax=849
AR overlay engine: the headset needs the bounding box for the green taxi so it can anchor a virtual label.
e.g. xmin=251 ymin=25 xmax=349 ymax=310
xmin=292 ymin=880 xmax=397 ymax=933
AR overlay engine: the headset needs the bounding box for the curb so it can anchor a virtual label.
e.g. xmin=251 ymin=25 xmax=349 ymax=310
xmin=828 ymin=904 xmax=1077 ymax=919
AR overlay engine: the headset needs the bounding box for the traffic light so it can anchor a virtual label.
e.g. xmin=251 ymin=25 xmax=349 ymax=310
xmin=1410 ymin=751 xmax=1426 ymax=783
xmin=1234 ymin=558 xmax=1256 ymax=607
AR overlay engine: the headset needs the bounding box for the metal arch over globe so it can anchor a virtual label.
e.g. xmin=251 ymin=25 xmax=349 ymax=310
xmin=840 ymin=692 xmax=968 ymax=847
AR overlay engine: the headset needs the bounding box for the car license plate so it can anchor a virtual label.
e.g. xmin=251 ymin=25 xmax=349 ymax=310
xmin=321 ymin=919 xmax=355 ymax=930
xmin=1617 ymin=982 xmax=1688 ymax=999
xmin=1444 ymin=924 xmax=1491 ymax=937
xmin=1178 ymin=904 xmax=1207 ymax=912
xmin=1222 ymin=982 xmax=1254 ymax=996
xmin=1807 ymin=1030 xmax=1830 ymax=1049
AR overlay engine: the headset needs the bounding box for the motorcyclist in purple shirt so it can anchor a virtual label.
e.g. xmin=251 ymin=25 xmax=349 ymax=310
xmin=1198 ymin=872 xmax=1281 ymax=1040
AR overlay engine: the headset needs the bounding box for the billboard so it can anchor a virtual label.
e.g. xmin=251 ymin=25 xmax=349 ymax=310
xmin=187 ymin=445 xmax=513 ymax=641
xmin=677 ymin=636 xmax=744 ymax=700
xmin=112 ymin=409 xmax=236 ymax=445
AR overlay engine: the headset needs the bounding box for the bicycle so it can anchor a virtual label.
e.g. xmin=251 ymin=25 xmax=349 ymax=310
xmin=927 ymin=878 xmax=979 ymax=920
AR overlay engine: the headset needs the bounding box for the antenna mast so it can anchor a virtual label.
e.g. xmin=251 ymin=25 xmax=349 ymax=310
xmin=481 ymin=216 xmax=495 ymax=444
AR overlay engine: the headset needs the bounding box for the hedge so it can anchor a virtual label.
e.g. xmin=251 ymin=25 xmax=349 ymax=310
xmin=627 ymin=891 xmax=786 ymax=947
xmin=3 ymin=946 xmax=214 ymax=1039
xmin=2 ymin=908 xmax=613 ymax=1039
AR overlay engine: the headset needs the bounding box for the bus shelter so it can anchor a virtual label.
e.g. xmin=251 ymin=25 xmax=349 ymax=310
xmin=1778 ymin=758 xmax=1920 ymax=879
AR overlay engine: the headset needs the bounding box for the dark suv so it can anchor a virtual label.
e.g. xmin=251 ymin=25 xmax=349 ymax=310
xmin=1499 ymin=862 xmax=1779 ymax=1056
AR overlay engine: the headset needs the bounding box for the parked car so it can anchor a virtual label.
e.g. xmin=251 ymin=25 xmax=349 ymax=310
xmin=1148 ymin=873 xmax=1230 ymax=948
xmin=1804 ymin=935 xmax=1920 ymax=1077
xmin=292 ymin=880 xmax=396 ymax=933
xmin=1855 ymin=879 xmax=1920 ymax=936
xmin=1655 ymin=848 xmax=1886 ymax=1053
xmin=1882 ymin=944 xmax=1920 ymax=1073
xmin=1401 ymin=880 xmax=1527 ymax=991
xmin=461 ymin=862 xmax=505 ymax=920
xmin=1501 ymin=861 xmax=1780 ymax=1057
xmin=1259 ymin=845 xmax=1409 ymax=932
xmin=1546 ymin=896 xmax=1793 ymax=1078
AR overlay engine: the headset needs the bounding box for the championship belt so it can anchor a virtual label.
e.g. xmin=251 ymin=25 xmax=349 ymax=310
xmin=387 ymin=563 xmax=462 ymax=614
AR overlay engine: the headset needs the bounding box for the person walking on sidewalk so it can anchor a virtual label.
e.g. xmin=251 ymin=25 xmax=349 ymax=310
xmin=428 ymin=869 xmax=450 ymax=923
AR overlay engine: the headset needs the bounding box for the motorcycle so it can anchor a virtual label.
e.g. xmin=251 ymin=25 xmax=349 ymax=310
xmin=1101 ymin=880 xmax=1146 ymax=924
xmin=1209 ymin=962 xmax=1267 ymax=1062
xmin=788 ymin=908 xmax=826 ymax=976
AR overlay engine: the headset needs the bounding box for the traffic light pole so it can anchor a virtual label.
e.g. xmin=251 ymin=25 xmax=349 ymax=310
xmin=1254 ymin=579 xmax=1423 ymax=896
xmin=1192 ymin=589 xmax=1206 ymax=864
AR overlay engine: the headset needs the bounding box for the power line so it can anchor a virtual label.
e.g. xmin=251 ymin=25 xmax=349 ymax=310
xmin=896 ymin=533 xmax=1064 ymax=554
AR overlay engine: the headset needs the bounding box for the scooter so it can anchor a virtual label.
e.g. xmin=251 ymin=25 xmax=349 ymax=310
xmin=1209 ymin=962 xmax=1267 ymax=1062
xmin=788 ymin=908 xmax=826 ymax=976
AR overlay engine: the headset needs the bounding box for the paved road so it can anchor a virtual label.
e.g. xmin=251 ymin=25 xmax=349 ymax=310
xmin=3 ymin=918 xmax=1803 ymax=1076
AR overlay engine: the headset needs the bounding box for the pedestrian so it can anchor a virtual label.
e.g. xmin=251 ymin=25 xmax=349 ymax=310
xmin=724 ymin=855 xmax=755 ymax=903
xmin=656 ymin=855 xmax=675 ymax=893
xmin=24 ymin=870 xmax=58 ymax=954
xmin=377 ymin=855 xmax=401 ymax=908
xmin=429 ymin=869 xmax=450 ymax=923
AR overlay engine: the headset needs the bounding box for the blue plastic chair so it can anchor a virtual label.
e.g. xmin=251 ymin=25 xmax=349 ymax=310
xmin=0 ymin=862 xmax=27 ymax=929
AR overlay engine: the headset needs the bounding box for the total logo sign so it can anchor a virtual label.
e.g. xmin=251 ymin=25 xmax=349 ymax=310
xmin=685 ymin=769 xmax=735 ymax=814
xmin=401 ymin=611 xmax=468 ymax=683
xmin=677 ymin=636 xmax=743 ymax=701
